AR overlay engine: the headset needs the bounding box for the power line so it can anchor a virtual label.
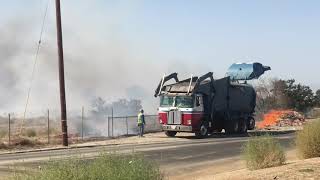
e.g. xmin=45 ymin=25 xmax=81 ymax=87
xmin=20 ymin=0 xmax=50 ymax=135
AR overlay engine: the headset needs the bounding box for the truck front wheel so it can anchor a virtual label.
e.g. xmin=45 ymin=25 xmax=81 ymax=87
xmin=165 ymin=131 xmax=177 ymax=137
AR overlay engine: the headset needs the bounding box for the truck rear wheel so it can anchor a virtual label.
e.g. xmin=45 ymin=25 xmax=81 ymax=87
xmin=225 ymin=120 xmax=239 ymax=134
xmin=195 ymin=124 xmax=209 ymax=138
xmin=165 ymin=131 xmax=177 ymax=137
xmin=213 ymin=128 xmax=223 ymax=133
xmin=239 ymin=118 xmax=248 ymax=133
xmin=248 ymin=117 xmax=255 ymax=130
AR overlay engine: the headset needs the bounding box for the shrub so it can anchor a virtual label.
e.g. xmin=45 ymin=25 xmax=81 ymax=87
xmin=25 ymin=129 xmax=37 ymax=137
xmin=242 ymin=135 xmax=286 ymax=170
xmin=13 ymin=138 xmax=40 ymax=147
xmin=296 ymin=119 xmax=320 ymax=159
xmin=13 ymin=153 xmax=163 ymax=180
xmin=0 ymin=129 xmax=8 ymax=139
xmin=0 ymin=142 xmax=8 ymax=149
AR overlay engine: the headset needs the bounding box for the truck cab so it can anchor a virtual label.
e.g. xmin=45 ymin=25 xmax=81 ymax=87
xmin=158 ymin=94 xmax=209 ymax=137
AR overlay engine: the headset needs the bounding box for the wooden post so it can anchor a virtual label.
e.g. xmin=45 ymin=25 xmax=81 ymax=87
xmin=126 ymin=116 xmax=128 ymax=135
xmin=47 ymin=109 xmax=50 ymax=144
xmin=107 ymin=116 xmax=110 ymax=137
xmin=8 ymin=114 xmax=11 ymax=146
xmin=111 ymin=108 xmax=114 ymax=137
xmin=81 ymin=106 xmax=84 ymax=140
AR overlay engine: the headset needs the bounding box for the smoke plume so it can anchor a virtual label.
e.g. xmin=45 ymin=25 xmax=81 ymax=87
xmin=0 ymin=4 xmax=210 ymax=117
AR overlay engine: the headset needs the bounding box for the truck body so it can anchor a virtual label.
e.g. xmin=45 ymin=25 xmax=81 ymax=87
xmin=154 ymin=63 xmax=270 ymax=137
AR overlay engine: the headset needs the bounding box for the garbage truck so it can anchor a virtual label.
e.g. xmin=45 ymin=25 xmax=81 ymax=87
xmin=154 ymin=62 xmax=271 ymax=138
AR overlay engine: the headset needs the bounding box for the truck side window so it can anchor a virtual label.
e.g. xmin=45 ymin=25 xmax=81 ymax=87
xmin=196 ymin=96 xmax=201 ymax=106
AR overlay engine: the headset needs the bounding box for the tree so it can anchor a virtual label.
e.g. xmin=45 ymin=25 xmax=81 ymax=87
xmin=111 ymin=98 xmax=142 ymax=116
xmin=271 ymin=79 xmax=289 ymax=108
xmin=91 ymin=97 xmax=109 ymax=119
xmin=315 ymin=90 xmax=320 ymax=107
xmin=254 ymin=78 xmax=318 ymax=114
xmin=283 ymin=79 xmax=316 ymax=112
xmin=254 ymin=78 xmax=289 ymax=118
xmin=90 ymin=97 xmax=143 ymax=118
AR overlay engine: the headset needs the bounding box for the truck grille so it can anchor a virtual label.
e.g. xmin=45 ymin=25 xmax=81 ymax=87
xmin=167 ymin=111 xmax=181 ymax=125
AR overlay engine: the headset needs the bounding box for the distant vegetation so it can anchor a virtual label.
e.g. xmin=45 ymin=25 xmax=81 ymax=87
xmin=13 ymin=153 xmax=163 ymax=180
xmin=296 ymin=119 xmax=320 ymax=159
xmin=24 ymin=129 xmax=37 ymax=137
xmin=242 ymin=135 xmax=285 ymax=170
xmin=255 ymin=78 xmax=320 ymax=117
xmin=91 ymin=97 xmax=143 ymax=118
xmin=0 ymin=129 xmax=8 ymax=139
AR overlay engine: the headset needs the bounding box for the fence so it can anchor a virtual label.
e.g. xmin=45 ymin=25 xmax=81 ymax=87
xmin=107 ymin=115 xmax=161 ymax=137
xmin=0 ymin=111 xmax=161 ymax=146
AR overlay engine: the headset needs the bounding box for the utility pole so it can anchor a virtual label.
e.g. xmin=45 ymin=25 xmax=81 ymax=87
xmin=55 ymin=0 xmax=68 ymax=146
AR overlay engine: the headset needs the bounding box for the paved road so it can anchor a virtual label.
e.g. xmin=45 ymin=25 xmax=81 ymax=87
xmin=0 ymin=132 xmax=296 ymax=176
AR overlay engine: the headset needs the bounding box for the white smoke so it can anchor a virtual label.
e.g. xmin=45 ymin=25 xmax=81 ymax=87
xmin=0 ymin=1 xmax=211 ymax=117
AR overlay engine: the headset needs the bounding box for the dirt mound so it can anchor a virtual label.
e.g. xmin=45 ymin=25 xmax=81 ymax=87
xmin=258 ymin=110 xmax=306 ymax=130
xmin=277 ymin=111 xmax=305 ymax=127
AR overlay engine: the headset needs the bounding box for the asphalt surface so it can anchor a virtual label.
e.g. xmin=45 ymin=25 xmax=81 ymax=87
xmin=0 ymin=131 xmax=296 ymax=177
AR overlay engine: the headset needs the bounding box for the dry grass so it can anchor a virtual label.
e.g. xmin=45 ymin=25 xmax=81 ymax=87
xmin=12 ymin=153 xmax=163 ymax=180
xmin=0 ymin=137 xmax=44 ymax=150
xmin=296 ymin=119 xmax=320 ymax=159
xmin=0 ymin=129 xmax=8 ymax=139
xmin=24 ymin=129 xmax=37 ymax=137
xmin=0 ymin=142 xmax=8 ymax=149
xmin=12 ymin=137 xmax=43 ymax=147
xmin=242 ymin=135 xmax=286 ymax=170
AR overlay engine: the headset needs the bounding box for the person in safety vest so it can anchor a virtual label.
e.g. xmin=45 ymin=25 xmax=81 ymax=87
xmin=137 ymin=109 xmax=145 ymax=137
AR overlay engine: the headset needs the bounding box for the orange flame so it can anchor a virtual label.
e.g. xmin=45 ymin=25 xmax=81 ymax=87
xmin=257 ymin=110 xmax=291 ymax=129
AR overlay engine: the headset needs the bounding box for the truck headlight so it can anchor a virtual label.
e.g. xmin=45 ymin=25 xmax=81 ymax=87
xmin=187 ymin=119 xmax=192 ymax=125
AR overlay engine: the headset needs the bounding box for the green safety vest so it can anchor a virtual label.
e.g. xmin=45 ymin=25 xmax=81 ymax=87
xmin=137 ymin=113 xmax=143 ymax=124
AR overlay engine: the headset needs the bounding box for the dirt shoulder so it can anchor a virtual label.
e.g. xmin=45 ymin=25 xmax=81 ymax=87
xmin=0 ymin=129 xmax=298 ymax=154
xmin=171 ymin=149 xmax=320 ymax=180
xmin=0 ymin=132 xmax=193 ymax=154
xmin=211 ymin=157 xmax=320 ymax=180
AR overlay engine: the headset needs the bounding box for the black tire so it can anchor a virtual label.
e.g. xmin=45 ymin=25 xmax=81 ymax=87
xmin=239 ymin=118 xmax=248 ymax=133
xmin=225 ymin=120 xmax=239 ymax=134
xmin=165 ymin=131 xmax=177 ymax=137
xmin=195 ymin=123 xmax=209 ymax=138
xmin=248 ymin=117 xmax=255 ymax=130
xmin=213 ymin=128 xmax=223 ymax=133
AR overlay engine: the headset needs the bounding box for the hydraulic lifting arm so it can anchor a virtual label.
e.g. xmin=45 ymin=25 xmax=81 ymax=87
xmin=154 ymin=73 xmax=179 ymax=97
xmin=193 ymin=72 xmax=214 ymax=91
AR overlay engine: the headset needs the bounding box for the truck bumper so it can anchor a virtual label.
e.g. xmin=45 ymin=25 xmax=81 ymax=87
xmin=162 ymin=125 xmax=193 ymax=132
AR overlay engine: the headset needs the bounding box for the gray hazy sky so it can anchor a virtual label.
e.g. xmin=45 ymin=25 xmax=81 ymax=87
xmin=1 ymin=0 xmax=319 ymax=114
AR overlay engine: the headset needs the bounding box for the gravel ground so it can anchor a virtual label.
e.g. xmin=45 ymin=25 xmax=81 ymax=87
xmin=209 ymin=157 xmax=320 ymax=180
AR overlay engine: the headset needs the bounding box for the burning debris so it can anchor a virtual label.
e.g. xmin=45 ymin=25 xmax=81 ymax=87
xmin=257 ymin=110 xmax=306 ymax=129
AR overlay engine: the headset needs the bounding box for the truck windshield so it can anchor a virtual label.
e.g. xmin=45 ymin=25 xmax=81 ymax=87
xmin=175 ymin=96 xmax=194 ymax=108
xmin=160 ymin=96 xmax=174 ymax=107
xmin=160 ymin=96 xmax=194 ymax=108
